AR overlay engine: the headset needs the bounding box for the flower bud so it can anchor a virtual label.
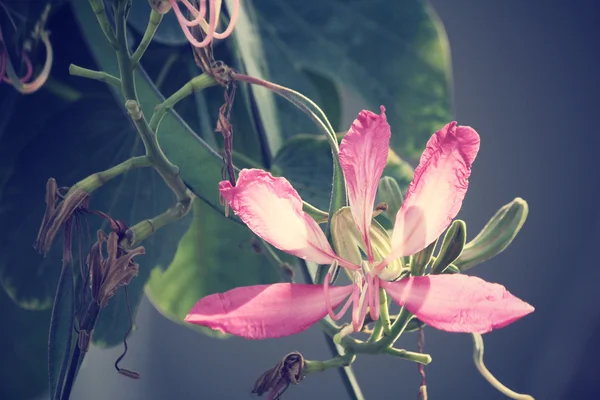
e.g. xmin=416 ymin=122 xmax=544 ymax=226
xmin=454 ymin=198 xmax=528 ymax=271
xmin=430 ymin=220 xmax=466 ymax=274
xmin=377 ymin=176 xmax=404 ymax=224
xmin=148 ymin=0 xmax=172 ymax=14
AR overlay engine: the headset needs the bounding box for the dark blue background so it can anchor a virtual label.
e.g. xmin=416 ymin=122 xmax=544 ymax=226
xmin=63 ymin=0 xmax=600 ymax=399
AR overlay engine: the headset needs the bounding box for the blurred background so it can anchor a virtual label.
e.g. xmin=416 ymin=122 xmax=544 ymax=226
xmin=2 ymin=0 xmax=600 ymax=399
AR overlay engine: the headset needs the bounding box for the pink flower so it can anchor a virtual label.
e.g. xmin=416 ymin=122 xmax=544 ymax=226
xmin=185 ymin=106 xmax=534 ymax=339
xmin=169 ymin=0 xmax=239 ymax=48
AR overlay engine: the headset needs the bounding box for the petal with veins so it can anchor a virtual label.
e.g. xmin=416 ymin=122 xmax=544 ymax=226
xmin=339 ymin=106 xmax=391 ymax=261
xmin=220 ymin=169 xmax=352 ymax=267
xmin=382 ymin=275 xmax=534 ymax=334
xmin=383 ymin=123 xmax=480 ymax=267
xmin=185 ymin=283 xmax=353 ymax=339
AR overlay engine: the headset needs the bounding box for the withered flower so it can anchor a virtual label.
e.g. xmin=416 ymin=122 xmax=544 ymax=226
xmin=252 ymin=352 xmax=305 ymax=400
xmin=88 ymin=230 xmax=145 ymax=308
xmin=34 ymin=178 xmax=89 ymax=256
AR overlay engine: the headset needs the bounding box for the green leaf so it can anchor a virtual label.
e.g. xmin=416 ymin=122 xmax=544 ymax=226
xmin=48 ymin=263 xmax=74 ymax=399
xmin=242 ymin=0 xmax=453 ymax=160
xmin=145 ymin=199 xmax=282 ymax=338
xmin=0 ymin=288 xmax=49 ymax=400
xmin=272 ymin=134 xmax=414 ymax=211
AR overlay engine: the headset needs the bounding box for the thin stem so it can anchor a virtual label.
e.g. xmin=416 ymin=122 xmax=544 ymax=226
xmin=378 ymin=289 xmax=392 ymax=336
xmin=123 ymin=202 xmax=191 ymax=249
xmin=472 ymin=333 xmax=535 ymax=400
xmin=69 ymin=64 xmax=121 ymax=88
xmin=73 ymin=156 xmax=151 ymax=194
xmin=88 ymin=0 xmax=117 ymax=48
xmin=232 ymin=73 xmax=338 ymax=151
xmin=232 ymin=73 xmax=347 ymax=282
xmin=367 ymin=319 xmax=383 ymax=343
xmin=384 ymin=306 xmax=413 ymax=345
xmin=60 ymin=344 xmax=80 ymax=400
xmin=60 ymin=302 xmax=100 ymax=400
xmin=385 ymin=348 xmax=432 ymax=365
xmin=154 ymin=52 xmax=178 ymax=90
xmin=124 ymin=101 xmax=191 ymax=204
xmin=148 ymin=74 xmax=218 ymax=133
xmin=131 ymin=10 xmax=163 ymax=68
xmin=304 ymin=352 xmax=357 ymax=375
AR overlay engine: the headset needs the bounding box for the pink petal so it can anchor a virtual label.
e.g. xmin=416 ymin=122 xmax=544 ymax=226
xmin=339 ymin=106 xmax=391 ymax=261
xmin=384 ymin=123 xmax=480 ymax=266
xmin=185 ymin=283 xmax=353 ymax=339
xmin=220 ymin=169 xmax=350 ymax=267
xmin=381 ymin=275 xmax=534 ymax=333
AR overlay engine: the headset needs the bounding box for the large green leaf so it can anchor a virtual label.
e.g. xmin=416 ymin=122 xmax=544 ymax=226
xmin=48 ymin=263 xmax=75 ymax=399
xmin=0 ymin=289 xmax=49 ymax=400
xmin=272 ymin=134 xmax=414 ymax=211
xmin=145 ymin=199 xmax=282 ymax=337
xmin=238 ymin=0 xmax=452 ymax=160
xmin=0 ymin=93 xmax=192 ymax=348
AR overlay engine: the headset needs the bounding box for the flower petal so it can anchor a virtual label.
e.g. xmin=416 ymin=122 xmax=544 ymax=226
xmin=220 ymin=169 xmax=347 ymax=267
xmin=384 ymin=123 xmax=480 ymax=265
xmin=339 ymin=106 xmax=391 ymax=261
xmin=381 ymin=275 xmax=534 ymax=333
xmin=185 ymin=283 xmax=353 ymax=339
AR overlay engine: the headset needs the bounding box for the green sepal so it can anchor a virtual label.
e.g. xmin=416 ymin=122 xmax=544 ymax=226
xmin=454 ymin=198 xmax=528 ymax=271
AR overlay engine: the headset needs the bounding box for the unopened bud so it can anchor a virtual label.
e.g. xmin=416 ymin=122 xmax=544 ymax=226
xmin=148 ymin=0 xmax=172 ymax=14
xmin=377 ymin=176 xmax=404 ymax=224
xmin=430 ymin=220 xmax=466 ymax=274
xmin=454 ymin=198 xmax=528 ymax=271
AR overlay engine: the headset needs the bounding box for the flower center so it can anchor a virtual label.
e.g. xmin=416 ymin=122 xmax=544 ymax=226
xmin=324 ymin=260 xmax=381 ymax=333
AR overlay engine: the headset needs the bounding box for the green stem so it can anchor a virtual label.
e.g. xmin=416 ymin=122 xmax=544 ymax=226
xmin=148 ymin=74 xmax=218 ymax=133
xmin=69 ymin=64 xmax=121 ymax=88
xmin=123 ymin=202 xmax=191 ymax=249
xmin=124 ymin=101 xmax=191 ymax=204
xmin=385 ymin=348 xmax=432 ymax=365
xmin=60 ymin=302 xmax=100 ymax=400
xmin=378 ymin=289 xmax=392 ymax=336
xmin=73 ymin=156 xmax=151 ymax=194
xmin=131 ymin=10 xmax=163 ymax=68
xmin=154 ymin=52 xmax=179 ymax=90
xmin=304 ymin=352 xmax=357 ymax=375
xmin=472 ymin=333 xmax=535 ymax=400
xmin=385 ymin=307 xmax=413 ymax=345
xmin=88 ymin=0 xmax=117 ymax=48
